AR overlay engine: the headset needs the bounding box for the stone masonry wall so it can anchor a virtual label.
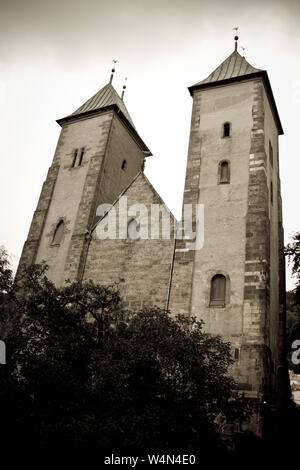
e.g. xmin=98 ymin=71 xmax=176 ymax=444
xmin=238 ymin=80 xmax=275 ymax=414
xmin=34 ymin=112 xmax=113 ymax=285
xmin=64 ymin=113 xmax=146 ymax=283
xmin=83 ymin=173 xmax=175 ymax=310
xmin=242 ymin=80 xmax=270 ymax=347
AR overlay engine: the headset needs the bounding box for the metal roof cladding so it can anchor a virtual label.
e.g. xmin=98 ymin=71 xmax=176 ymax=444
xmin=70 ymin=83 xmax=136 ymax=129
xmin=188 ymin=50 xmax=283 ymax=135
xmin=56 ymin=82 xmax=152 ymax=155
xmin=193 ymin=50 xmax=262 ymax=86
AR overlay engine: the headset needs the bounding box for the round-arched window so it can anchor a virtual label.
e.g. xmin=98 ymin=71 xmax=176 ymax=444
xmin=52 ymin=219 xmax=65 ymax=245
xmin=127 ymin=218 xmax=140 ymax=240
xmin=210 ymin=274 xmax=226 ymax=307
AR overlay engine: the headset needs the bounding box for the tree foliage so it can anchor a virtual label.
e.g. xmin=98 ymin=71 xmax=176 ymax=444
xmin=0 ymin=246 xmax=14 ymax=338
xmin=0 ymin=254 xmax=249 ymax=457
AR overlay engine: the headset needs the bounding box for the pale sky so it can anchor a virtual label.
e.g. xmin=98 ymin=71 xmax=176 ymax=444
xmin=0 ymin=0 xmax=299 ymax=290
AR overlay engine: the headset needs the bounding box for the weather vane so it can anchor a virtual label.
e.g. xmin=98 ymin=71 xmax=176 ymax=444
xmin=109 ymin=59 xmax=118 ymax=84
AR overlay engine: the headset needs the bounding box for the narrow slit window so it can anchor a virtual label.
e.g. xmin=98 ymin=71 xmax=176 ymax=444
xmin=210 ymin=274 xmax=226 ymax=307
xmin=269 ymin=141 xmax=273 ymax=167
xmin=121 ymin=159 xmax=127 ymax=170
xmin=223 ymin=122 xmax=231 ymax=138
xmin=72 ymin=149 xmax=78 ymax=167
xmin=270 ymin=181 xmax=273 ymax=205
xmin=52 ymin=220 xmax=65 ymax=245
xmin=234 ymin=348 xmax=239 ymax=360
xmin=78 ymin=149 xmax=85 ymax=166
xmin=219 ymin=161 xmax=230 ymax=183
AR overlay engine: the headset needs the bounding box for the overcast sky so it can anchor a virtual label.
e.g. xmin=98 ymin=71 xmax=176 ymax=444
xmin=1 ymin=0 xmax=299 ymax=289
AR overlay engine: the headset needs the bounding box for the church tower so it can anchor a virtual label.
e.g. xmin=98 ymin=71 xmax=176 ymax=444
xmin=169 ymin=37 xmax=286 ymax=432
xmin=17 ymin=75 xmax=151 ymax=286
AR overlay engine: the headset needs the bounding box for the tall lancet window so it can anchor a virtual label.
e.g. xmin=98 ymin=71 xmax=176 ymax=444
xmin=219 ymin=161 xmax=230 ymax=184
xmin=52 ymin=220 xmax=65 ymax=245
xmin=210 ymin=274 xmax=226 ymax=307
xmin=78 ymin=148 xmax=85 ymax=166
xmin=72 ymin=149 xmax=78 ymax=167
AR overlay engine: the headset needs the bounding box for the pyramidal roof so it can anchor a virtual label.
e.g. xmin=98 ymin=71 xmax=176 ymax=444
xmin=191 ymin=50 xmax=262 ymax=88
xmin=56 ymin=82 xmax=152 ymax=154
xmin=70 ymin=82 xmax=135 ymax=128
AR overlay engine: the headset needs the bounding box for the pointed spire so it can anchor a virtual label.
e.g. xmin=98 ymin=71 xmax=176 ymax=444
xmin=109 ymin=59 xmax=117 ymax=84
xmin=69 ymin=82 xmax=135 ymax=127
xmin=233 ymin=26 xmax=239 ymax=52
xmin=189 ymin=39 xmax=262 ymax=91
xmin=121 ymin=77 xmax=127 ymax=100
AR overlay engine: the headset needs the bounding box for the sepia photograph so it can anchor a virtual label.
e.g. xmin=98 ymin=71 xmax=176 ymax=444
xmin=1 ymin=0 xmax=300 ymax=464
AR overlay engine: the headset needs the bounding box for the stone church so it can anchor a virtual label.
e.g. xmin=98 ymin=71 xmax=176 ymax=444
xmin=18 ymin=38 xmax=287 ymax=434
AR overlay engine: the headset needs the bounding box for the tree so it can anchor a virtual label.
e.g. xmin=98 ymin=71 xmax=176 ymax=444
xmin=285 ymin=232 xmax=300 ymax=303
xmin=0 ymin=256 xmax=249 ymax=458
xmin=0 ymin=246 xmax=14 ymax=338
xmin=0 ymin=246 xmax=13 ymax=293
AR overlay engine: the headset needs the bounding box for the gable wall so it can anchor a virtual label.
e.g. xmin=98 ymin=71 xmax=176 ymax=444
xmin=83 ymin=175 xmax=175 ymax=310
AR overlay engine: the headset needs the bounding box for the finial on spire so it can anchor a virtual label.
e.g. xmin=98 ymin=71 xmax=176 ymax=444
xmin=233 ymin=26 xmax=239 ymax=51
xmin=121 ymin=77 xmax=127 ymax=100
xmin=109 ymin=59 xmax=117 ymax=84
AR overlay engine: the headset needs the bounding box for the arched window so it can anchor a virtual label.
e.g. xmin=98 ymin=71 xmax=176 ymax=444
xmin=223 ymin=122 xmax=231 ymax=138
xmin=127 ymin=218 xmax=140 ymax=240
xmin=52 ymin=220 xmax=65 ymax=245
xmin=219 ymin=161 xmax=230 ymax=184
xmin=210 ymin=274 xmax=226 ymax=307
xmin=121 ymin=159 xmax=127 ymax=170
